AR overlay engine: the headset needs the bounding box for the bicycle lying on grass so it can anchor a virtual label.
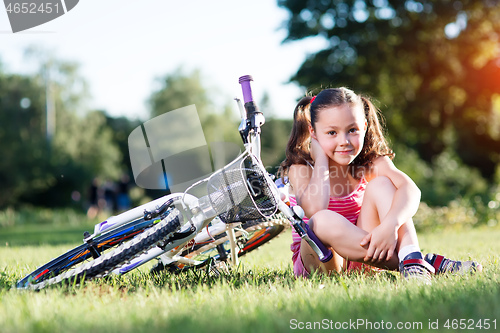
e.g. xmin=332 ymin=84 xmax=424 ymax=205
xmin=17 ymin=75 xmax=332 ymax=290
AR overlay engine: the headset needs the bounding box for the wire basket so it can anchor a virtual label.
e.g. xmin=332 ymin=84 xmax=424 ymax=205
xmin=207 ymin=151 xmax=278 ymax=223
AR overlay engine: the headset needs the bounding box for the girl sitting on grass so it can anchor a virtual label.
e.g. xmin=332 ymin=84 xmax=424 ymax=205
xmin=279 ymin=87 xmax=481 ymax=282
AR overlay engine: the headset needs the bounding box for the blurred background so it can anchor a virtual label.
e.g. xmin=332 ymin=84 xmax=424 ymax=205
xmin=1 ymin=0 xmax=500 ymax=232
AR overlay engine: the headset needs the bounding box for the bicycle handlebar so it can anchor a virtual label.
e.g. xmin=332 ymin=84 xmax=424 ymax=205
xmin=238 ymin=75 xmax=254 ymax=104
xmin=238 ymin=75 xmax=262 ymax=123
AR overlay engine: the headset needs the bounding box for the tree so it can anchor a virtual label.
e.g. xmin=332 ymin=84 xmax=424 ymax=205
xmin=279 ymin=0 xmax=500 ymax=178
xmin=260 ymin=117 xmax=293 ymax=173
xmin=258 ymin=92 xmax=293 ymax=173
xmin=0 ymin=52 xmax=122 ymax=207
xmin=104 ymin=114 xmax=142 ymax=176
xmin=0 ymin=70 xmax=50 ymax=206
xmin=149 ymin=68 xmax=213 ymax=120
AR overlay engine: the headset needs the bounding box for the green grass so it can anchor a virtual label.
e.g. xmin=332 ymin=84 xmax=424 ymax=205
xmin=0 ymin=207 xmax=98 ymax=246
xmin=1 ymin=220 xmax=499 ymax=332
xmin=0 ymin=224 xmax=98 ymax=246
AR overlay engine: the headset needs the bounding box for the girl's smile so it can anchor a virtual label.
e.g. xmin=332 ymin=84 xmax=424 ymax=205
xmin=335 ymin=149 xmax=354 ymax=155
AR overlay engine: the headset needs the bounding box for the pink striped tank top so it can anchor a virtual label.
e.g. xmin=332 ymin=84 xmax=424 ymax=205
xmin=289 ymin=177 xmax=368 ymax=263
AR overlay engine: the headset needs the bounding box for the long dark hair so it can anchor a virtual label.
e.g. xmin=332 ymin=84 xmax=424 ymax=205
xmin=279 ymin=87 xmax=393 ymax=179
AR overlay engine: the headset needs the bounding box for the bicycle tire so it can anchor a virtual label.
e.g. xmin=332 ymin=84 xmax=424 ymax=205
xmin=152 ymin=213 xmax=287 ymax=274
xmin=17 ymin=208 xmax=182 ymax=290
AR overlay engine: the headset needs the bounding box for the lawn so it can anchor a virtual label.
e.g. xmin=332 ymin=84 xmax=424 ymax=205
xmin=0 ymin=217 xmax=499 ymax=333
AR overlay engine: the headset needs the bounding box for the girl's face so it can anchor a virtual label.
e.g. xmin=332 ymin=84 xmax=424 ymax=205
xmin=310 ymin=104 xmax=367 ymax=166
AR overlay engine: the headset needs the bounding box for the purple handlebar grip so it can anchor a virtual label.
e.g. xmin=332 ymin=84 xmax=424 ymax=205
xmin=238 ymin=75 xmax=254 ymax=104
xmin=304 ymin=223 xmax=333 ymax=263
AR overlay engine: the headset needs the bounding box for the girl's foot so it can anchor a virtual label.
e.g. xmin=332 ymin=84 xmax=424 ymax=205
xmin=399 ymin=253 xmax=435 ymax=285
xmin=424 ymin=253 xmax=482 ymax=275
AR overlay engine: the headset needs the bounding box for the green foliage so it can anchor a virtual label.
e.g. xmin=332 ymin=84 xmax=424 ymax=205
xmin=426 ymin=151 xmax=488 ymax=205
xmin=148 ymin=67 xmax=241 ymax=147
xmin=414 ymin=200 xmax=479 ymax=231
xmin=53 ymin=111 xmax=120 ymax=180
xmin=0 ymin=53 xmax=123 ymax=208
xmin=149 ymin=68 xmax=214 ymax=120
xmin=395 ymin=145 xmax=488 ymax=206
xmin=104 ymin=115 xmax=143 ymax=171
xmin=279 ymin=0 xmax=500 ymax=178
xmin=261 ymin=118 xmax=293 ymax=174
xmin=0 ymin=72 xmax=51 ymax=206
xmin=202 ymin=104 xmax=241 ymax=147
xmin=395 ymin=145 xmax=500 ymax=228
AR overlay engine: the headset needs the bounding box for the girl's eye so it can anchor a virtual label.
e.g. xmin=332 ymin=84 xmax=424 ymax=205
xmin=349 ymin=128 xmax=358 ymax=133
xmin=327 ymin=130 xmax=336 ymax=135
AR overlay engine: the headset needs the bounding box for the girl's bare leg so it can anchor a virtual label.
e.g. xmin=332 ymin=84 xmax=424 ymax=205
xmin=300 ymin=176 xmax=420 ymax=274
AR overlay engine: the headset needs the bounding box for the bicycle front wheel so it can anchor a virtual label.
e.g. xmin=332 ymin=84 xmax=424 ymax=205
xmin=17 ymin=207 xmax=182 ymax=290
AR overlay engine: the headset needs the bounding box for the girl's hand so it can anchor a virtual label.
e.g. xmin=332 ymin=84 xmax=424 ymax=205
xmin=310 ymin=138 xmax=327 ymax=163
xmin=359 ymin=222 xmax=398 ymax=263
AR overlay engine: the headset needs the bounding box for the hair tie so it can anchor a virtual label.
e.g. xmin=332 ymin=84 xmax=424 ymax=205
xmin=310 ymin=95 xmax=316 ymax=104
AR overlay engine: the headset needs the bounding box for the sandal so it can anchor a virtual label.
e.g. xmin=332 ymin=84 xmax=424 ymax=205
xmin=399 ymin=255 xmax=435 ymax=285
xmin=424 ymin=253 xmax=482 ymax=275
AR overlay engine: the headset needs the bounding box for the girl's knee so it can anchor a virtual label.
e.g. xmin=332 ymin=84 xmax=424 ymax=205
xmin=309 ymin=210 xmax=344 ymax=235
xmin=365 ymin=176 xmax=396 ymax=198
xmin=367 ymin=175 xmax=395 ymax=190
xmin=310 ymin=210 xmax=338 ymax=225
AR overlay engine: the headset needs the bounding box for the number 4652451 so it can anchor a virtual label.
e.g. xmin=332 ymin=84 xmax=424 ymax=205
xmin=6 ymin=2 xmax=60 ymax=14
xmin=443 ymin=319 xmax=496 ymax=330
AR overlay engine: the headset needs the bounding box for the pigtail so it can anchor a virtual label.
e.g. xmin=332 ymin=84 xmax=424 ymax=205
xmin=278 ymin=96 xmax=314 ymax=179
xmin=352 ymin=96 xmax=394 ymax=167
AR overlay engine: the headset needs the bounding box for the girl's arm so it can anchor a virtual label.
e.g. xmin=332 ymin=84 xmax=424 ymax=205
xmin=361 ymin=156 xmax=421 ymax=262
xmin=288 ymin=138 xmax=331 ymax=218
